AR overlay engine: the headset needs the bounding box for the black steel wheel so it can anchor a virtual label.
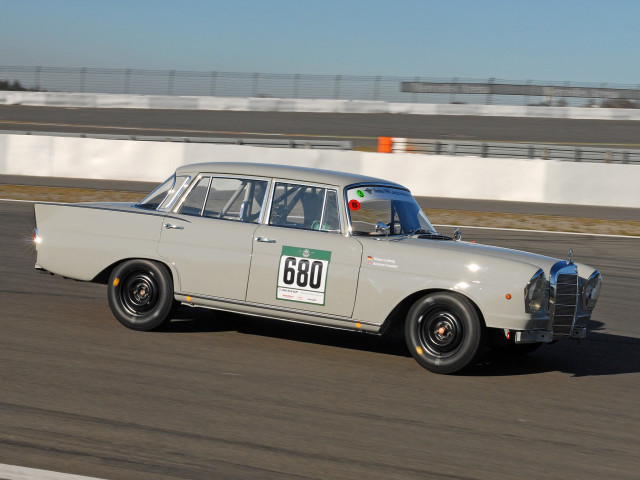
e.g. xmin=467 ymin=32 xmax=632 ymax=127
xmin=405 ymin=292 xmax=482 ymax=374
xmin=107 ymin=259 xmax=175 ymax=331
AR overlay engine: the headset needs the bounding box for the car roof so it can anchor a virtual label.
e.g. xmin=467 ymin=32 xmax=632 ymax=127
xmin=175 ymin=162 xmax=405 ymax=190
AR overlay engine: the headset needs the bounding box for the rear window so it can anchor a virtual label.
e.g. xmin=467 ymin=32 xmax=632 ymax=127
xmin=137 ymin=175 xmax=190 ymax=211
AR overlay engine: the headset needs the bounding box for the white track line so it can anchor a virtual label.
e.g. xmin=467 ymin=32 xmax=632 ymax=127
xmin=2 ymin=198 xmax=638 ymax=239
xmin=0 ymin=463 xmax=107 ymax=480
xmin=1 ymin=198 xmax=54 ymax=203
xmin=434 ymin=223 xmax=640 ymax=239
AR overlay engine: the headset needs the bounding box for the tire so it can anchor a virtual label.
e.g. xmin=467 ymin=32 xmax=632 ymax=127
xmin=405 ymin=292 xmax=482 ymax=374
xmin=107 ymin=259 xmax=175 ymax=331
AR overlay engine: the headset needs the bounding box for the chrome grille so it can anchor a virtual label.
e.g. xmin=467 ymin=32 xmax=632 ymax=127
xmin=549 ymin=262 xmax=579 ymax=335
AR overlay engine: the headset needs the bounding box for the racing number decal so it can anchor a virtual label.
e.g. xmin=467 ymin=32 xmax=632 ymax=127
xmin=282 ymin=257 xmax=324 ymax=289
xmin=277 ymin=246 xmax=331 ymax=305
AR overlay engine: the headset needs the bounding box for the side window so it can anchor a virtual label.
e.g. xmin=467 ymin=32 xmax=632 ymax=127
xmin=178 ymin=177 xmax=211 ymax=216
xmin=321 ymin=190 xmax=341 ymax=232
xmin=269 ymin=183 xmax=340 ymax=233
xmin=203 ymin=178 xmax=268 ymax=223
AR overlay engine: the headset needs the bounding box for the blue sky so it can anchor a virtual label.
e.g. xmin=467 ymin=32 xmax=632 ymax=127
xmin=2 ymin=0 xmax=639 ymax=85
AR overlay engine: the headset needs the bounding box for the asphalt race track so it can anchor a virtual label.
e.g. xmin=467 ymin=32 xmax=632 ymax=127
xmin=1 ymin=199 xmax=639 ymax=479
xmin=2 ymin=105 xmax=640 ymax=149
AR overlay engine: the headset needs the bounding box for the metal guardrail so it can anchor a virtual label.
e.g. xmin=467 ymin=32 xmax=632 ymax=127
xmin=3 ymin=130 xmax=353 ymax=150
xmin=391 ymin=138 xmax=640 ymax=164
xmin=2 ymin=66 xmax=640 ymax=107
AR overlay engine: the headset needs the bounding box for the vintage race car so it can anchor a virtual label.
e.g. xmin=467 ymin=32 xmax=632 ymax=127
xmin=32 ymin=162 xmax=602 ymax=374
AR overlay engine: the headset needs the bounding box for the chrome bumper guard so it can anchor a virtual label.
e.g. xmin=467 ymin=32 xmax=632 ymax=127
xmin=515 ymin=326 xmax=587 ymax=344
xmin=515 ymin=330 xmax=554 ymax=344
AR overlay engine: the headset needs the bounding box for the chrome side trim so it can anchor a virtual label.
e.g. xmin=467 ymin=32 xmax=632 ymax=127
xmin=175 ymin=291 xmax=378 ymax=328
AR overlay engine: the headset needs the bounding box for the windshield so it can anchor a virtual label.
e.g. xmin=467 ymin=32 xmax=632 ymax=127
xmin=346 ymin=185 xmax=436 ymax=236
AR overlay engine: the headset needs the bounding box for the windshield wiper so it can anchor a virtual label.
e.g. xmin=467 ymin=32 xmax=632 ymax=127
xmin=402 ymin=229 xmax=453 ymax=241
xmin=405 ymin=228 xmax=431 ymax=236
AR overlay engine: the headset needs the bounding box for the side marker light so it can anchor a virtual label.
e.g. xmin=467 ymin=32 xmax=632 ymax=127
xmin=113 ymin=278 xmax=120 ymax=287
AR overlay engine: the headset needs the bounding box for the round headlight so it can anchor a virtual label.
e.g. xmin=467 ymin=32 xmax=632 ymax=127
xmin=582 ymin=270 xmax=602 ymax=311
xmin=525 ymin=269 xmax=547 ymax=314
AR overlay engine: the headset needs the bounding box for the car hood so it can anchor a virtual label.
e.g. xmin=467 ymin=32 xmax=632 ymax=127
xmin=393 ymin=236 xmax=569 ymax=273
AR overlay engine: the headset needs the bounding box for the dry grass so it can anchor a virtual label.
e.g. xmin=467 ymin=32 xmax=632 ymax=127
xmin=3 ymin=184 xmax=639 ymax=236
xmin=0 ymin=185 xmax=146 ymax=203
xmin=426 ymin=209 xmax=640 ymax=236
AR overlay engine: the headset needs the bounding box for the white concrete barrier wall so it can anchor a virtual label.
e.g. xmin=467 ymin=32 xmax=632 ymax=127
xmin=1 ymin=133 xmax=639 ymax=208
xmin=3 ymin=91 xmax=640 ymax=120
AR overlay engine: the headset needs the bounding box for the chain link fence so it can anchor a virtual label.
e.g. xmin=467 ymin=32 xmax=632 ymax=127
xmin=2 ymin=66 xmax=640 ymax=107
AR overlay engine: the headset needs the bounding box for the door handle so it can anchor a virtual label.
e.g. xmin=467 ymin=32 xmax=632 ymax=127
xmin=256 ymin=236 xmax=276 ymax=243
xmin=164 ymin=223 xmax=184 ymax=230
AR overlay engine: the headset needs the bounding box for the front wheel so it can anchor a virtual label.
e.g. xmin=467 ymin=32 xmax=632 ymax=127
xmin=405 ymin=292 xmax=482 ymax=374
xmin=107 ymin=259 xmax=176 ymax=331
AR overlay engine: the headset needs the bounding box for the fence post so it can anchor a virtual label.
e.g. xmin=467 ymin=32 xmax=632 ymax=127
xmin=252 ymin=72 xmax=259 ymax=97
xmin=574 ymin=148 xmax=581 ymax=162
xmin=450 ymin=77 xmax=458 ymax=104
xmin=124 ymin=69 xmax=131 ymax=94
xmin=486 ymin=78 xmax=495 ymax=105
xmin=210 ymin=71 xmax=217 ymax=96
xmin=333 ymin=75 xmax=342 ymax=99
xmin=294 ymin=74 xmax=300 ymax=98
xmin=373 ymin=76 xmax=381 ymax=101
xmin=35 ymin=66 xmax=42 ymax=90
xmin=168 ymin=70 xmax=175 ymax=95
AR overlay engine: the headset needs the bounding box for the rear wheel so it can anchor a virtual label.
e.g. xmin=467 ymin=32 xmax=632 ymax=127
xmin=107 ymin=259 xmax=175 ymax=331
xmin=405 ymin=292 xmax=482 ymax=374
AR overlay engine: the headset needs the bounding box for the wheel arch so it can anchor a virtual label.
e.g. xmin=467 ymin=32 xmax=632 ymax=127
xmin=379 ymin=288 xmax=486 ymax=337
xmin=91 ymin=257 xmax=179 ymax=290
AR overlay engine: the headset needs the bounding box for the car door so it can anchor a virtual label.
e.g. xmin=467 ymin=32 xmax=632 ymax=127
xmin=157 ymin=174 xmax=269 ymax=301
xmin=246 ymin=181 xmax=362 ymax=318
